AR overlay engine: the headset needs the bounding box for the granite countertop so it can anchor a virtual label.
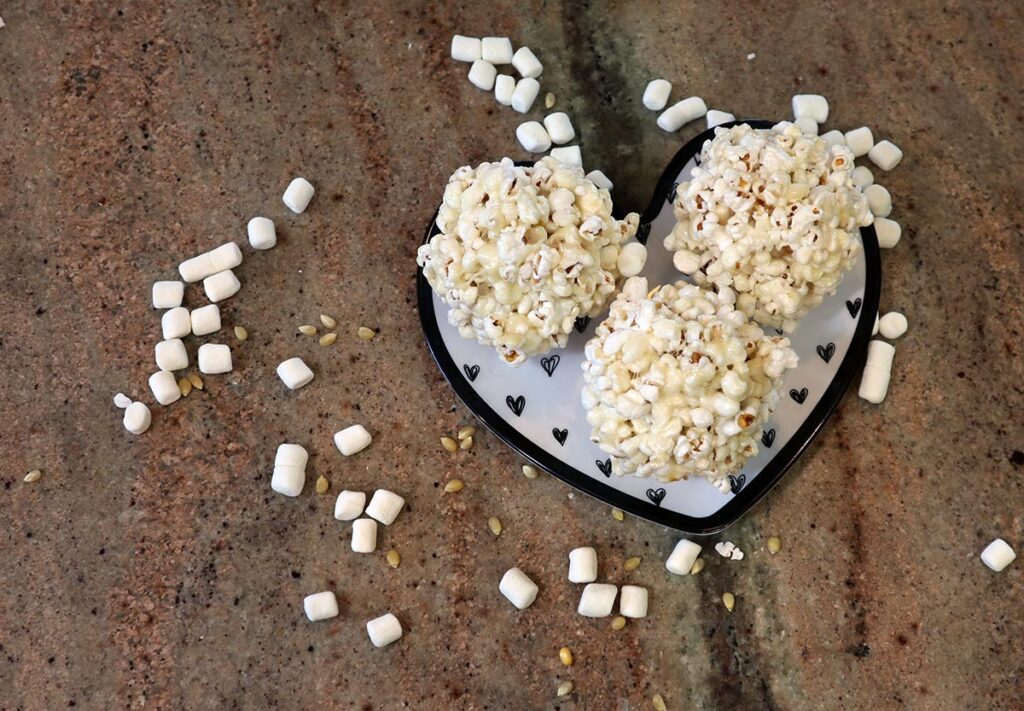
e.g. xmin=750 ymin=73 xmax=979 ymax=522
xmin=1 ymin=2 xmax=1021 ymax=709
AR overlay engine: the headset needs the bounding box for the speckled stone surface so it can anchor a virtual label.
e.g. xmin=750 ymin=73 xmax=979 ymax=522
xmin=1 ymin=2 xmax=1022 ymax=709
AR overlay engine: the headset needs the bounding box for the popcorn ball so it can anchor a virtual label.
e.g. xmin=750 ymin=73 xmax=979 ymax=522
xmin=665 ymin=123 xmax=872 ymax=332
xmin=417 ymin=157 xmax=640 ymax=365
xmin=580 ymin=277 xmax=798 ymax=486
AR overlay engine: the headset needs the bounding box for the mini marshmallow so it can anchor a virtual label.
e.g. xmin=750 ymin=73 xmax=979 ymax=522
xmin=568 ymin=547 xmax=598 ymax=583
xmin=365 ymin=489 xmax=405 ymax=525
xmin=155 ymin=339 xmax=189 ymax=372
xmin=334 ymin=490 xmax=366 ymax=521
xmin=981 ymin=538 xmax=1016 ymax=572
xmin=468 ymin=59 xmax=497 ymax=90
xmin=481 ymin=37 xmax=513 ymax=64
xmin=275 ymin=443 xmax=308 ymax=468
xmin=657 ymin=97 xmax=707 ymax=132
xmin=451 ymin=35 xmax=481 ymax=62
xmin=152 ymin=281 xmax=184 ymax=309
xmin=879 ymin=311 xmax=908 ymax=339
xmin=794 ymin=116 xmax=818 ymax=136
xmin=198 ymin=343 xmax=232 ymax=374
xmin=122 ymin=401 xmax=151 ymax=434
xmin=820 ymin=129 xmax=846 ymax=148
xmin=868 ymin=140 xmax=903 ymax=171
xmin=190 ymin=304 xmax=221 ymax=336
xmin=543 ymin=112 xmax=575 ymax=144
xmin=511 ymin=46 xmax=542 ymax=78
xmin=706 ymin=109 xmax=735 ymax=128
xmin=494 ymin=74 xmax=515 ymax=106
xmin=303 ymin=591 xmax=339 ymax=622
xmin=874 ymin=217 xmax=902 ymax=249
xmin=858 ymin=339 xmax=896 ymax=404
xmin=277 ymin=357 xmax=314 ymax=390
xmin=549 ymin=145 xmax=582 ymax=168
xmin=351 ymin=518 xmax=378 ymax=553
xmin=851 ymin=166 xmax=874 ymax=189
xmin=665 ymin=538 xmax=702 ymax=575
xmin=203 ymin=269 xmax=241 ymax=303
xmin=148 ymin=370 xmax=181 ymax=406
xmin=271 ymin=465 xmax=305 ymax=497
xmin=510 ymin=77 xmax=540 ymax=113
xmin=577 ymin=583 xmax=617 ymax=617
xmin=283 ymin=177 xmax=315 ymax=213
xmin=617 ymin=242 xmax=648 ymax=277
xmin=864 ymin=184 xmax=892 ymax=217
xmin=499 ymin=567 xmax=539 ymax=610
xmin=844 ymin=126 xmax=874 ymax=157
xmin=247 ymin=216 xmax=276 ymax=250
xmin=334 ymin=424 xmax=372 ymax=456
xmin=161 ymin=306 xmax=191 ymax=340
xmin=792 ymin=93 xmax=829 ymax=123
xmin=179 ymin=243 xmax=243 ymax=283
xmin=642 ymin=79 xmax=672 ymax=111
xmin=366 ymin=613 xmax=403 ymax=648
xmin=586 ymin=170 xmax=613 ymax=190
xmin=619 ymin=585 xmax=648 ymax=618
xmin=113 ymin=392 xmax=132 ymax=409
xmin=516 ymin=121 xmax=551 ymax=153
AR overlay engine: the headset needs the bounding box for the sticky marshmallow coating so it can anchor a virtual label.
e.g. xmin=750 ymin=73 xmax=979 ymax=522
xmin=664 ymin=123 xmax=873 ymax=332
xmin=417 ymin=157 xmax=639 ymax=365
xmin=580 ymin=277 xmax=798 ymax=485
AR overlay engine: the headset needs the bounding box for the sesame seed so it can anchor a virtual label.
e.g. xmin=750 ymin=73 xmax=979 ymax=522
xmin=315 ymin=475 xmax=329 ymax=494
xmin=488 ymin=517 xmax=502 ymax=536
xmin=522 ymin=464 xmax=539 ymax=479
xmin=320 ymin=314 xmax=337 ymax=329
xmin=689 ymin=558 xmax=705 ymax=575
xmin=652 ymin=693 xmax=667 ymax=711
xmin=457 ymin=425 xmax=476 ymax=440
xmin=386 ymin=549 xmax=400 ymax=568
xmin=440 ymin=436 xmax=458 ymax=452
xmin=624 ymin=556 xmax=641 ymax=571
xmin=298 ymin=325 xmax=317 ymax=336
xmin=188 ymin=372 xmax=204 ymax=390
xmin=767 ymin=536 xmax=781 ymax=554
xmin=357 ymin=326 xmax=376 ymax=340
xmin=319 ymin=332 xmax=337 ymax=346
xmin=558 ymin=646 xmax=573 ymax=666
xmin=556 ymin=681 xmax=573 ymax=697
xmin=611 ymin=508 xmax=624 ymax=521
xmin=459 ymin=435 xmax=473 ymax=450
xmin=233 ymin=325 xmax=248 ymax=341
xmin=545 ymin=92 xmax=555 ymax=108
xmin=611 ymin=615 xmax=627 ymax=630
xmin=23 ymin=469 xmax=41 ymax=483
xmin=444 ymin=479 xmax=464 ymax=493
xmin=722 ymin=592 xmax=735 ymax=612
xmin=178 ymin=378 xmax=192 ymax=397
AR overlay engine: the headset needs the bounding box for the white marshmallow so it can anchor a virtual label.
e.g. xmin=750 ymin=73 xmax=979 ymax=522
xmin=275 ymin=443 xmax=308 ymax=469
xmin=247 ymin=216 xmax=276 ymax=250
xmin=303 ymin=591 xmax=339 ymax=622
xmin=792 ymin=93 xmax=829 ymax=123
xmin=619 ymin=585 xmax=648 ymax=618
xmin=161 ymin=307 xmax=191 ymax=340
xmin=122 ymin=401 xmax=151 ymax=435
xmin=271 ymin=464 xmax=305 ymax=497
xmin=148 ymin=370 xmax=181 ymax=406
xmin=577 ymin=583 xmax=617 ymax=617
xmin=365 ymin=489 xmax=405 ymax=525
xmin=844 ymin=126 xmax=874 ymax=157
xmin=706 ymin=109 xmax=736 ymax=128
xmin=665 ymin=538 xmax=702 ymax=575
xmin=494 ymin=74 xmax=515 ymax=106
xmin=511 ymin=46 xmax=542 ymax=78
xmin=868 ymin=140 xmax=903 ymax=171
xmin=277 ymin=357 xmax=314 ymax=390
xmin=586 ymin=170 xmax=613 ymax=190
xmin=481 ymin=37 xmax=513 ymax=64
xmin=499 ymin=567 xmax=539 ymax=610
xmin=567 ymin=547 xmax=598 ymax=583
xmin=179 ymin=243 xmax=243 ymax=283
xmin=875 ymin=217 xmax=902 ymax=249
xmin=794 ymin=116 xmax=818 ymax=136
xmin=351 ymin=518 xmax=378 ymax=553
xmin=516 ymin=121 xmax=551 ymax=153
xmin=543 ymin=112 xmax=575 ymax=144
xmin=981 ymin=538 xmax=1016 ymax=572
xmin=858 ymin=340 xmax=896 ymax=404
xmin=334 ymin=490 xmax=366 ymax=521
xmin=468 ymin=60 xmax=497 ymax=91
xmin=283 ymin=177 xmax=315 ymax=213
xmin=549 ymin=145 xmax=582 ymax=168
xmin=334 ymin=424 xmax=372 ymax=455
xmin=190 ymin=304 xmax=221 ymax=336
xmin=657 ymin=97 xmax=707 ymax=132
xmin=113 ymin=392 xmax=132 ymax=409
xmin=642 ymin=79 xmax=672 ymax=111
xmin=366 ymin=612 xmax=403 ymax=647
xmin=155 ymin=339 xmax=189 ymax=372
xmin=203 ymin=269 xmax=241 ymax=303
xmin=152 ymin=281 xmax=184 ymax=309
xmin=820 ymin=129 xmax=846 ymax=148
xmin=879 ymin=311 xmax=908 ymax=339
xmin=851 ymin=166 xmax=874 ymax=188
xmin=617 ymin=242 xmax=648 ymax=278
xmin=450 ymin=35 xmax=481 ymax=62
xmin=510 ymin=77 xmax=540 ymax=113
xmin=864 ymin=184 xmax=892 ymax=217
xmin=197 ymin=343 xmax=232 ymax=374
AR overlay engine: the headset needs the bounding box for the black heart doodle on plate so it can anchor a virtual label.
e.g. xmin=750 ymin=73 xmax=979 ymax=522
xmin=761 ymin=428 xmax=776 ymax=448
xmin=540 ymin=354 xmax=560 ymax=377
xmin=574 ymin=316 xmax=591 ymax=333
xmin=505 ymin=395 xmax=525 ymax=416
xmin=789 ymin=387 xmax=808 ymax=404
xmin=596 ymin=458 xmax=612 ymax=477
xmin=463 ymin=364 xmax=480 ymax=382
xmin=729 ymin=474 xmax=746 ymax=494
xmin=646 ymin=488 xmax=667 ymax=506
xmin=552 ymin=428 xmax=568 ymax=446
xmin=635 ymin=221 xmax=651 ymax=246
xmin=816 ymin=342 xmax=836 ymax=363
xmin=846 ymin=297 xmax=862 ymax=318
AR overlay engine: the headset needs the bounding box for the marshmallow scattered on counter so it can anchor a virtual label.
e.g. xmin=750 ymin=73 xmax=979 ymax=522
xmin=577 ymin=583 xmax=617 ymax=617
xmin=468 ymin=60 xmax=497 ymax=90
xmin=304 ymin=591 xmax=339 ymax=622
xmin=844 ymin=126 xmax=874 ymax=157
xmin=792 ymin=93 xmax=829 ymax=123
xmin=858 ymin=339 xmax=895 ymax=404
xmin=351 ymin=518 xmax=378 ymax=553
xmin=366 ymin=612 xmax=404 ymax=647
xmin=161 ymin=306 xmax=191 ymax=340
xmin=617 ymin=242 xmax=648 ymax=278
xmin=878 ymin=311 xmax=908 ymax=339
xmin=874 ymin=217 xmax=902 ymax=249
xmin=179 ymin=243 xmax=243 ymax=283
xmin=516 ymin=121 xmax=551 ymax=153
xmin=543 ymin=112 xmax=575 ymax=145
xmin=619 ymin=585 xmax=648 ymax=618
xmin=494 ymin=74 xmax=515 ymax=106
xmin=113 ymin=392 xmax=132 ymax=409
xmin=794 ymin=116 xmax=818 ymax=136
xmin=123 ymin=401 xmax=151 ymax=434
xmin=665 ymin=538 xmax=702 ymax=575
xmin=334 ymin=490 xmax=367 ymax=521
xmin=511 ymin=46 xmax=542 ymax=78
xmin=657 ymin=97 xmax=707 ymax=132
xmin=277 ymin=357 xmax=314 ymax=390
xmin=642 ymin=79 xmax=672 ymax=111
xmin=283 ymin=177 xmax=315 ymax=213
xmin=715 ymin=541 xmax=744 ymax=560
xmin=247 ymin=216 xmax=276 ymax=250
xmin=481 ymin=37 xmax=513 ymax=64
xmin=152 ymin=281 xmax=184 ymax=309
xmin=451 ymin=35 xmax=481 ymax=62
xmin=851 ymin=166 xmax=874 ymax=189
xmin=864 ymin=184 xmax=892 ymax=217
xmin=568 ymin=547 xmax=598 ymax=583
xmin=549 ymin=145 xmax=582 ymax=168
xmin=706 ymin=109 xmax=735 ymax=128
xmin=499 ymin=567 xmax=539 ymax=609
xmin=586 ymin=170 xmax=613 ymax=190
xmin=334 ymin=424 xmax=372 ymax=456
xmin=272 ymin=443 xmax=307 ymax=497
xmin=203 ymin=269 xmax=241 ymax=303
xmin=365 ymin=489 xmax=405 ymax=525
xmin=149 ymin=370 xmax=181 ymax=406
xmin=190 ymin=304 xmax=221 ymax=336
xmin=511 ymin=77 xmax=540 ymax=113
xmin=981 ymin=538 xmax=1016 ymax=572
xmin=198 ymin=343 xmax=232 ymax=374
xmin=155 ymin=338 xmax=189 ymax=372
xmin=869 ymin=140 xmax=903 ymax=171
xmin=820 ymin=129 xmax=846 ymax=148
